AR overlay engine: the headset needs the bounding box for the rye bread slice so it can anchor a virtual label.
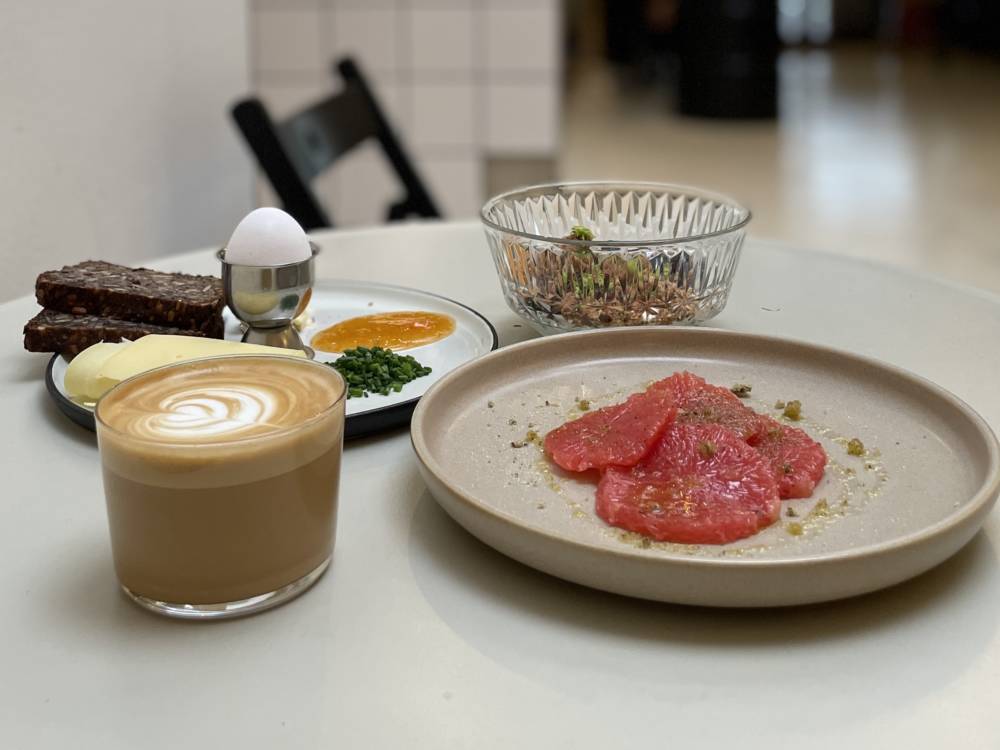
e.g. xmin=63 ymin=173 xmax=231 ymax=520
xmin=23 ymin=309 xmax=224 ymax=356
xmin=35 ymin=261 xmax=224 ymax=331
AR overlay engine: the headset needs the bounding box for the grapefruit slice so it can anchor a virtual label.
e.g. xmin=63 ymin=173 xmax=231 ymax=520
xmin=544 ymin=388 xmax=677 ymax=472
xmin=651 ymin=371 xmax=769 ymax=442
xmin=750 ymin=419 xmax=828 ymax=499
xmin=596 ymin=423 xmax=781 ymax=544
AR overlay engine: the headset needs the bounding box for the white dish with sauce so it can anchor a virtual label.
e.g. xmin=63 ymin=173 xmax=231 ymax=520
xmin=46 ymin=279 xmax=498 ymax=438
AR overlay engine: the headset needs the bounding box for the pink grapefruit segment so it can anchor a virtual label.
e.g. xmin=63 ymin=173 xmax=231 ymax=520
xmin=544 ymin=388 xmax=677 ymax=472
xmin=749 ymin=419 xmax=828 ymax=499
xmin=651 ymin=371 xmax=770 ymax=442
xmin=596 ymin=423 xmax=781 ymax=544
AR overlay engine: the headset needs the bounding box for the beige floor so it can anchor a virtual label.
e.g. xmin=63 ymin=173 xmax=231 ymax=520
xmin=560 ymin=45 xmax=1000 ymax=294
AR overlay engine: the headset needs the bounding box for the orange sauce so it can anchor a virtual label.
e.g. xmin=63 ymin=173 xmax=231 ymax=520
xmin=311 ymin=310 xmax=455 ymax=353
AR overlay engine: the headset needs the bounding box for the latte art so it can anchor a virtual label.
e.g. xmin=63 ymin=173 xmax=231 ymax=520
xmin=135 ymin=385 xmax=278 ymax=439
xmin=98 ymin=356 xmax=344 ymax=444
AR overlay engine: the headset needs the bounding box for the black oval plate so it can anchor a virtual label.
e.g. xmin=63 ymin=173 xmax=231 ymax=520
xmin=45 ymin=280 xmax=499 ymax=440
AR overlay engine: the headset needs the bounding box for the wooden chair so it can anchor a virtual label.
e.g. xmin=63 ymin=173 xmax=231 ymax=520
xmin=231 ymin=58 xmax=441 ymax=230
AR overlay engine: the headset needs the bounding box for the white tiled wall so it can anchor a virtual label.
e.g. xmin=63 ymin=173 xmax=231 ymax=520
xmin=411 ymin=7 xmax=475 ymax=74
xmin=254 ymin=8 xmax=323 ymax=72
xmin=248 ymin=0 xmax=561 ymax=225
xmin=328 ymin=6 xmax=400 ymax=76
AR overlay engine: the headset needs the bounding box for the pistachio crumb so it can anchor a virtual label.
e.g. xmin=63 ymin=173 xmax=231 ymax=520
xmin=782 ymin=400 xmax=802 ymax=421
xmin=786 ymin=506 xmax=799 ymax=518
xmin=508 ymin=418 xmax=517 ymax=426
xmin=487 ymin=400 xmax=495 ymax=409
xmin=510 ymin=440 xmax=526 ymax=449
xmin=846 ymin=438 xmax=865 ymax=456
xmin=787 ymin=522 xmax=804 ymax=536
xmin=782 ymin=462 xmax=793 ymax=475
xmin=730 ymin=383 xmax=752 ymax=398
xmin=578 ymin=399 xmax=591 ymax=411
xmin=567 ymin=225 xmax=594 ymax=241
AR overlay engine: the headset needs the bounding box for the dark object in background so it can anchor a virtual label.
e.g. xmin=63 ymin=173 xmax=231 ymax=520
xmin=231 ymin=58 xmax=441 ymax=230
xmin=939 ymin=0 xmax=1000 ymax=54
xmin=605 ymin=0 xmax=648 ymax=65
xmin=676 ymin=0 xmax=778 ymax=119
xmin=603 ymin=0 xmax=680 ymax=86
xmin=833 ymin=0 xmax=881 ymax=39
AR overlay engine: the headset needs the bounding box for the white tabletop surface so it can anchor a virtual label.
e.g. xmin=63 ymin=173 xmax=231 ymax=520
xmin=4 ymin=220 xmax=1000 ymax=748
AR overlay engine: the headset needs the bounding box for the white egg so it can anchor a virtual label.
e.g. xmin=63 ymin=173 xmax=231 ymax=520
xmin=224 ymin=207 xmax=311 ymax=266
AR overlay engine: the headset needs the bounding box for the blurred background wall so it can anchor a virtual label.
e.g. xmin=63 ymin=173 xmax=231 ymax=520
xmin=238 ymin=0 xmax=999 ymax=293
xmin=3 ymin=0 xmax=998 ymax=301
xmin=0 ymin=1 xmax=252 ymax=301
xmin=249 ymin=0 xmax=561 ymax=224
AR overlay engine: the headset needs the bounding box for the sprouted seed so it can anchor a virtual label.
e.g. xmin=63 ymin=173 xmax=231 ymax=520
xmin=500 ymin=238 xmax=699 ymax=328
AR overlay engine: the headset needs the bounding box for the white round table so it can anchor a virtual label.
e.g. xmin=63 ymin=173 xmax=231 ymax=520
xmin=3 ymin=221 xmax=1000 ymax=748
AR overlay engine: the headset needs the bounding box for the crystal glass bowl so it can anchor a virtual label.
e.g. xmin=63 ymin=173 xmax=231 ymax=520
xmin=480 ymin=181 xmax=751 ymax=334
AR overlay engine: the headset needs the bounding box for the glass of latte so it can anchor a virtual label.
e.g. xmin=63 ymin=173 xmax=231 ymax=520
xmin=95 ymin=355 xmax=346 ymax=619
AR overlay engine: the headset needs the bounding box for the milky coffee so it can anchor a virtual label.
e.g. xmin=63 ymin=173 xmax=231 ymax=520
xmin=96 ymin=355 xmax=345 ymax=609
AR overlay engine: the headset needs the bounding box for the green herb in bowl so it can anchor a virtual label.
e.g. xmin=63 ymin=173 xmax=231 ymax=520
xmin=328 ymin=346 xmax=432 ymax=399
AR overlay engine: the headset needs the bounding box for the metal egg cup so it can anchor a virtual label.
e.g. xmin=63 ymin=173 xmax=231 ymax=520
xmin=217 ymin=243 xmax=319 ymax=358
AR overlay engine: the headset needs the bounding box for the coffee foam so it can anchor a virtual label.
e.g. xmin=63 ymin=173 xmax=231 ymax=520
xmin=135 ymin=384 xmax=278 ymax=440
xmin=97 ymin=356 xmax=345 ymax=488
xmin=99 ymin=355 xmax=340 ymax=441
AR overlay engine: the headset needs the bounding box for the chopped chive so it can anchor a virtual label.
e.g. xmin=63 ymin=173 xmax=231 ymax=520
xmin=328 ymin=346 xmax=433 ymax=399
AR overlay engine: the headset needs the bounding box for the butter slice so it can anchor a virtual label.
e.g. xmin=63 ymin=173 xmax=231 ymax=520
xmin=67 ymin=335 xmax=307 ymax=403
xmin=64 ymin=342 xmax=128 ymax=403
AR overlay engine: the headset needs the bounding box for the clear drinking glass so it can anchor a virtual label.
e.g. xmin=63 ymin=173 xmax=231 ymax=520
xmin=95 ymin=355 xmax=346 ymax=620
xmin=480 ymin=181 xmax=752 ymax=335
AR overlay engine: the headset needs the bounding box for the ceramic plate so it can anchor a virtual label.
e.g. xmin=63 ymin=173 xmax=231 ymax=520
xmin=410 ymin=327 xmax=1000 ymax=607
xmin=46 ymin=279 xmax=497 ymax=438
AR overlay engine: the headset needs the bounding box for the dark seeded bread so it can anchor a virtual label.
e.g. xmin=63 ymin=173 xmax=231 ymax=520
xmin=23 ymin=310 xmax=224 ymax=356
xmin=35 ymin=261 xmax=224 ymax=331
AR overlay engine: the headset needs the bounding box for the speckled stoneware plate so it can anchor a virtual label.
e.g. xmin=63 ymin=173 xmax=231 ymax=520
xmin=47 ymin=280 xmax=497 ymax=438
xmin=410 ymin=327 xmax=1000 ymax=607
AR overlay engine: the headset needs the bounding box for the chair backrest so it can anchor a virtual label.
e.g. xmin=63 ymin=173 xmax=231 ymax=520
xmin=231 ymin=58 xmax=441 ymax=230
